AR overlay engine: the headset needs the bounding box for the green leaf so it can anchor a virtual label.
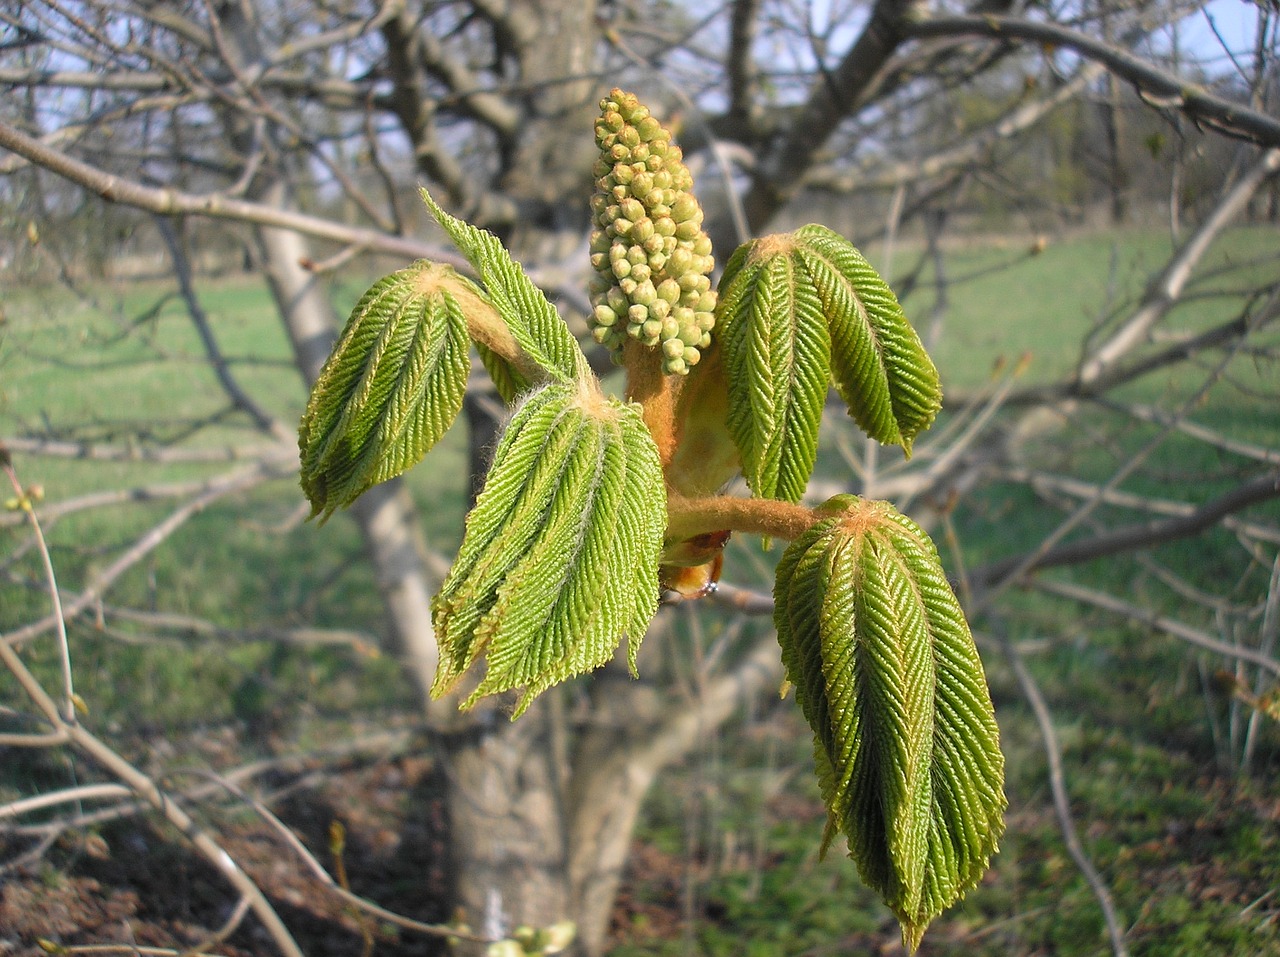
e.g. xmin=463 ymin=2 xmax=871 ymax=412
xmin=476 ymin=340 xmax=531 ymax=405
xmin=420 ymin=188 xmax=589 ymax=385
xmin=774 ymin=494 xmax=1005 ymax=951
xmin=792 ymin=225 xmax=941 ymax=455
xmin=716 ymin=240 xmax=831 ymax=503
xmin=298 ymin=262 xmax=470 ymax=519
xmin=432 ymin=382 xmax=665 ymax=717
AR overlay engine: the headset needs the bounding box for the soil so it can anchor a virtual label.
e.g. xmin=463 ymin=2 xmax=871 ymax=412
xmin=0 ymin=736 xmax=699 ymax=957
xmin=1 ymin=744 xmax=456 ymax=957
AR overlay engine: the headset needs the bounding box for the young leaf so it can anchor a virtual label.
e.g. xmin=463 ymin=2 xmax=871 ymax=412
xmin=716 ymin=239 xmax=831 ymax=503
xmin=791 ymin=225 xmax=941 ymax=455
xmin=299 ymin=263 xmax=470 ymax=519
xmin=420 ymin=188 xmax=590 ymax=385
xmin=475 ymin=340 xmax=531 ymax=405
xmin=774 ymin=494 xmax=1005 ymax=951
xmin=431 ymin=382 xmax=665 ymax=716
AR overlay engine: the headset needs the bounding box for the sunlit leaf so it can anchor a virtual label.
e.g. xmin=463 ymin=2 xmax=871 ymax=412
xmin=716 ymin=239 xmax=831 ymax=503
xmin=421 ymin=188 xmax=589 ymax=386
xmin=298 ymin=262 xmax=470 ymax=519
xmin=432 ymin=382 xmax=665 ymax=716
xmin=792 ymin=225 xmax=941 ymax=455
xmin=774 ymin=494 xmax=1005 ymax=951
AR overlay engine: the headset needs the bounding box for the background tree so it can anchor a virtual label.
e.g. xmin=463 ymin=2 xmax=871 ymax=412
xmin=2 ymin=1 xmax=1278 ymax=955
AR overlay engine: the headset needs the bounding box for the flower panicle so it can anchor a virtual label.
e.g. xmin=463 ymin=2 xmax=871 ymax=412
xmin=587 ymin=89 xmax=716 ymax=376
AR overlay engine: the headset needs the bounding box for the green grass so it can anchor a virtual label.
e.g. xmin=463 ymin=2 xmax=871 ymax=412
xmin=3 ymin=225 xmax=1279 ymax=954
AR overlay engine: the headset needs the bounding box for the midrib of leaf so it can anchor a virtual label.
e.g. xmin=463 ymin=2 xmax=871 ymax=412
xmin=794 ymin=226 xmax=941 ymax=452
xmin=854 ymin=534 xmax=935 ymax=918
xmin=472 ymin=420 xmax=603 ymax=681
xmin=474 ymin=421 xmax=629 ymax=713
xmin=303 ymin=279 xmax=407 ymax=487
xmin=774 ymin=499 xmax=1005 ymax=950
xmin=618 ymin=408 xmax=665 ymax=670
xmin=299 ymin=270 xmax=470 ymax=518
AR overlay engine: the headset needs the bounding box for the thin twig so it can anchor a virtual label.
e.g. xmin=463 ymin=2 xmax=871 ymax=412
xmin=989 ymin=621 xmax=1131 ymax=957
xmin=4 ymin=459 xmax=76 ymax=721
xmin=197 ymin=772 xmax=491 ymax=945
xmin=1030 ymin=578 xmax=1280 ymax=676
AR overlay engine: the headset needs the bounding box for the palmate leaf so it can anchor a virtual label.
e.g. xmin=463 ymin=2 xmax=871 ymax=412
xmin=774 ymin=494 xmax=1005 ymax=951
xmin=420 ymin=188 xmax=590 ymax=387
xmin=431 ymin=382 xmax=665 ymax=717
xmin=298 ymin=262 xmax=470 ymax=519
xmin=716 ymin=239 xmax=831 ymax=503
xmin=791 ymin=225 xmax=941 ymax=455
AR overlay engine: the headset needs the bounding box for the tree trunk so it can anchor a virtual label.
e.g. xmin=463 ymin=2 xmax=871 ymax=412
xmin=438 ymin=712 xmax=572 ymax=950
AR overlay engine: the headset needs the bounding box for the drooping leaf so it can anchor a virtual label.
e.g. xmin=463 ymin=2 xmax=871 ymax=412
xmin=420 ymin=188 xmax=590 ymax=386
xmin=716 ymin=238 xmax=831 ymax=503
xmin=431 ymin=382 xmax=665 ymax=716
xmin=774 ymin=494 xmax=1005 ymax=951
xmin=298 ymin=262 xmax=470 ymax=519
xmin=791 ymin=225 xmax=941 ymax=455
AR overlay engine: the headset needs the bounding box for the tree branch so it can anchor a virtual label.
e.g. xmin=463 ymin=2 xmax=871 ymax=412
xmin=905 ymin=13 xmax=1280 ymax=148
xmin=1031 ymin=578 xmax=1280 ymax=676
xmin=0 ymin=117 xmax=460 ymax=262
xmin=739 ymin=0 xmax=924 ymax=233
xmin=1078 ymin=148 xmax=1280 ymax=385
xmin=973 ymin=470 xmax=1280 ymax=587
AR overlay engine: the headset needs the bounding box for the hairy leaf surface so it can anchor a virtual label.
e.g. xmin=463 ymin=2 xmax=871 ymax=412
xmin=717 ymin=240 xmax=831 ymax=503
xmin=792 ymin=225 xmax=941 ymax=455
xmin=432 ymin=382 xmax=664 ymax=716
xmin=774 ymin=495 xmax=1005 ymax=951
xmin=421 ymin=188 xmax=589 ymax=385
xmin=298 ymin=263 xmax=469 ymax=519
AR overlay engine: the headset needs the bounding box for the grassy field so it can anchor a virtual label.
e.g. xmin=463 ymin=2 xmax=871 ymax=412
xmin=2 ymin=224 xmax=1279 ymax=955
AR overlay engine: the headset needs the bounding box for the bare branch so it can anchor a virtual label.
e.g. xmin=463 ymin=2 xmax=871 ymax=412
xmin=3 ymin=459 xmax=292 ymax=648
xmin=991 ymin=466 xmax=1280 ymax=546
xmin=975 ymin=470 xmax=1280 ymax=585
xmin=0 ymin=117 xmax=463 ymax=264
xmin=1079 ymin=149 xmax=1280 ymax=385
xmin=905 ymin=13 xmax=1280 ymax=148
xmin=989 ymin=621 xmax=1131 ymax=957
xmin=0 ymin=435 xmax=288 ymax=464
xmin=154 ymin=216 xmax=292 ymax=441
xmin=739 ymin=0 xmax=923 ymax=232
xmin=805 ymin=62 xmax=1105 ymax=193
xmin=725 ymin=0 xmax=764 ymax=136
xmin=1031 ymin=578 xmax=1280 ymax=676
